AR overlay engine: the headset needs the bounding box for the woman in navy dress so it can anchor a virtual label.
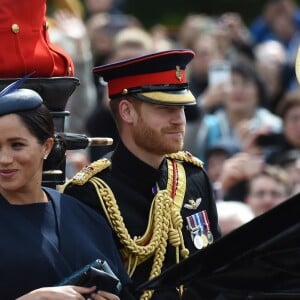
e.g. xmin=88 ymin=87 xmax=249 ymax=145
xmin=0 ymin=80 xmax=134 ymax=300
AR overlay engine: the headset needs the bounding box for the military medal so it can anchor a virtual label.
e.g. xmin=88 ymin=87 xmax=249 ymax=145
xmin=186 ymin=212 xmax=208 ymax=250
xmin=193 ymin=234 xmax=203 ymax=249
xmin=202 ymin=234 xmax=209 ymax=247
xmin=186 ymin=214 xmax=201 ymax=249
xmin=201 ymin=210 xmax=214 ymax=244
xmin=195 ymin=212 xmax=209 ymax=247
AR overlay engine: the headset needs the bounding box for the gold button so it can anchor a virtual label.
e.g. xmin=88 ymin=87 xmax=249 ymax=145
xmin=122 ymin=88 xmax=128 ymax=94
xmin=68 ymin=66 xmax=72 ymax=76
xmin=11 ymin=23 xmax=20 ymax=33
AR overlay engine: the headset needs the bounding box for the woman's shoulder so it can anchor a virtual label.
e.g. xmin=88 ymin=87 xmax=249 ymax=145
xmin=43 ymin=186 xmax=108 ymax=225
xmin=43 ymin=186 xmax=78 ymax=203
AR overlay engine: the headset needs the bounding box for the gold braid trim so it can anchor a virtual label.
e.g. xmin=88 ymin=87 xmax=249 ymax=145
xmin=85 ymin=158 xmax=190 ymax=300
xmin=89 ymin=177 xmax=171 ymax=263
xmin=166 ymin=159 xmax=189 ymax=260
xmin=166 ymin=151 xmax=204 ymax=168
xmin=69 ymin=158 xmax=111 ymax=185
xmin=89 ymin=177 xmax=171 ymax=300
xmin=139 ymin=191 xmax=171 ymax=300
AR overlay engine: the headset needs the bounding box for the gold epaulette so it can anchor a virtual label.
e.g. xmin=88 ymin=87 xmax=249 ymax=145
xmin=166 ymin=151 xmax=203 ymax=168
xmin=70 ymin=158 xmax=111 ymax=185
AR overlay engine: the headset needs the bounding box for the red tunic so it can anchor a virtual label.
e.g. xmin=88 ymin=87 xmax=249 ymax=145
xmin=0 ymin=0 xmax=74 ymax=77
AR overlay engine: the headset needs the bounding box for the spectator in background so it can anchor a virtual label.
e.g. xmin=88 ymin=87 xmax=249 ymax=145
xmin=47 ymin=0 xmax=85 ymax=17
xmin=273 ymin=149 xmax=300 ymax=196
xmin=184 ymin=14 xmax=253 ymax=159
xmin=218 ymin=84 xmax=300 ymax=202
xmin=86 ymin=12 xmax=141 ymax=98
xmin=276 ymin=88 xmax=300 ymax=149
xmin=150 ymin=24 xmax=175 ymax=51
xmin=185 ymin=59 xmax=282 ymax=161
xmin=254 ymin=40 xmax=288 ymax=112
xmin=84 ymin=0 xmax=124 ymax=18
xmin=219 ymin=152 xmax=265 ymax=202
xmin=186 ymin=12 xmax=254 ymax=116
xmin=207 ymin=60 xmax=282 ymax=151
xmin=47 ymin=2 xmax=97 ymax=177
xmin=215 ymin=12 xmax=254 ymax=62
xmin=48 ymin=8 xmax=97 ymax=134
xmin=245 ymin=165 xmax=292 ymax=216
xmin=176 ymin=14 xmax=217 ymax=50
xmin=250 ymin=0 xmax=300 ymax=48
xmin=183 ymin=33 xmax=228 ymax=158
xmin=266 ymin=88 xmax=300 ymax=164
xmin=204 ymin=139 xmax=240 ymax=201
xmin=250 ymin=0 xmax=300 ymax=90
xmin=112 ymin=27 xmax=154 ymax=58
xmin=253 ymin=89 xmax=300 ymax=192
xmin=218 ymin=125 xmax=297 ymax=204
xmin=188 ymin=33 xmax=227 ymax=115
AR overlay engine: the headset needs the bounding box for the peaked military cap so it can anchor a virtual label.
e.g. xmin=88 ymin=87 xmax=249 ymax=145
xmin=0 ymin=76 xmax=43 ymax=116
xmin=138 ymin=192 xmax=300 ymax=299
xmin=93 ymin=49 xmax=196 ymax=105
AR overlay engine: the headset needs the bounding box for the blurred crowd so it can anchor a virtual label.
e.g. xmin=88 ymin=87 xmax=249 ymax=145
xmin=47 ymin=0 xmax=300 ymax=235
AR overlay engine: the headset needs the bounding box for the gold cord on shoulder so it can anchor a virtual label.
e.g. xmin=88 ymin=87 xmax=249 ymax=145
xmin=89 ymin=158 xmax=189 ymax=300
xmin=70 ymin=158 xmax=111 ymax=185
xmin=166 ymin=151 xmax=204 ymax=168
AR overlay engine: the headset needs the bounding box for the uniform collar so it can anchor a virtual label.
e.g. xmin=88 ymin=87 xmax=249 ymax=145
xmin=111 ymin=140 xmax=163 ymax=191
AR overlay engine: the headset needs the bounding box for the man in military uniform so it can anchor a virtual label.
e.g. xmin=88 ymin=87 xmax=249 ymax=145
xmin=64 ymin=49 xmax=221 ymax=300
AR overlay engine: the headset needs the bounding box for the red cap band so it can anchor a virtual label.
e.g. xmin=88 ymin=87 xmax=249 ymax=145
xmin=108 ymin=69 xmax=187 ymax=97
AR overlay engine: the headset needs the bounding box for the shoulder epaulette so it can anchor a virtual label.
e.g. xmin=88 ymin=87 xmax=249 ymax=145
xmin=166 ymin=151 xmax=203 ymax=168
xmin=70 ymin=158 xmax=111 ymax=185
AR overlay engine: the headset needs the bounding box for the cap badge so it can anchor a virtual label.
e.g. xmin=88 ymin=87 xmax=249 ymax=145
xmin=176 ymin=66 xmax=182 ymax=81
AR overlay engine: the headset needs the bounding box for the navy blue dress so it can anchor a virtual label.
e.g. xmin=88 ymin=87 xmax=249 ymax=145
xmin=0 ymin=187 xmax=132 ymax=300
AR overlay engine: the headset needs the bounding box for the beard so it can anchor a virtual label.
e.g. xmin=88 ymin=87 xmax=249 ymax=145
xmin=132 ymin=116 xmax=185 ymax=155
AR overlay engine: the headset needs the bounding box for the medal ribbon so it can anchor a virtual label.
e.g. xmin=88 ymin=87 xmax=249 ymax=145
xmin=201 ymin=210 xmax=211 ymax=232
xmin=186 ymin=212 xmax=204 ymax=234
xmin=201 ymin=210 xmax=214 ymax=244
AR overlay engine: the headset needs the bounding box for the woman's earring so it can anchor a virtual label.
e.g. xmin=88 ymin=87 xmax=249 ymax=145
xmin=43 ymin=153 xmax=48 ymax=160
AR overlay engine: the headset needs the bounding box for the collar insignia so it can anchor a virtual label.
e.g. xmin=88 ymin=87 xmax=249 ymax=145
xmin=184 ymin=198 xmax=202 ymax=210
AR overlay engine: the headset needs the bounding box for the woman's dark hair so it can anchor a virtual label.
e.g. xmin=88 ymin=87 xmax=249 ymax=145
xmin=17 ymin=104 xmax=54 ymax=144
xmin=231 ymin=60 xmax=268 ymax=107
xmin=17 ymin=104 xmax=66 ymax=169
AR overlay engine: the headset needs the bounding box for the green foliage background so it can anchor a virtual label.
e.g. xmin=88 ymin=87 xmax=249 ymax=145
xmin=123 ymin=0 xmax=299 ymax=29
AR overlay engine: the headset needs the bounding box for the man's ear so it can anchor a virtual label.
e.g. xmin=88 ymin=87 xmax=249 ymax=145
xmin=119 ymin=99 xmax=137 ymax=124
